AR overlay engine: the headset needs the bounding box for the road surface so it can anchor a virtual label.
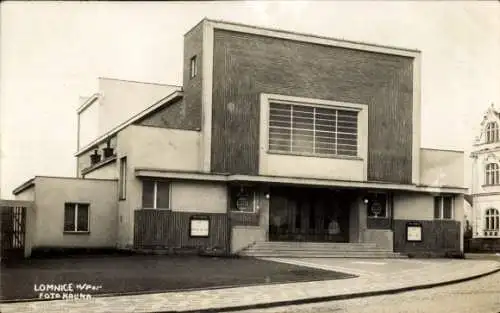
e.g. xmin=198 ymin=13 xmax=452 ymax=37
xmin=231 ymin=271 xmax=500 ymax=313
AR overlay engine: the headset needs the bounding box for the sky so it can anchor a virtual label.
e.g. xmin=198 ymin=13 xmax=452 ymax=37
xmin=1 ymin=1 xmax=499 ymax=199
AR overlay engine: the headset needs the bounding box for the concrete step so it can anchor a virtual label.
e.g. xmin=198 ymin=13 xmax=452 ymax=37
xmin=245 ymin=247 xmax=392 ymax=253
xmin=238 ymin=241 xmax=403 ymax=258
xmin=253 ymin=242 xmax=379 ymax=247
xmin=249 ymin=244 xmax=381 ymax=250
xmin=240 ymin=251 xmax=405 ymax=258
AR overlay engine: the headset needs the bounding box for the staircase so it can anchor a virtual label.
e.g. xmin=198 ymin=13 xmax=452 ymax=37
xmin=238 ymin=241 xmax=406 ymax=258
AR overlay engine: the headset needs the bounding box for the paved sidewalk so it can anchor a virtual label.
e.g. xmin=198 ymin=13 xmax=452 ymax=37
xmin=1 ymin=258 xmax=499 ymax=313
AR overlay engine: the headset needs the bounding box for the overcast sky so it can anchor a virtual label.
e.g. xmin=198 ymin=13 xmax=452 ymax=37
xmin=1 ymin=1 xmax=499 ymax=199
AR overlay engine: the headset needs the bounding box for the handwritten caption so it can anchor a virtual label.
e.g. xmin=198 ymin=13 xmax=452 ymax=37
xmin=34 ymin=283 xmax=103 ymax=300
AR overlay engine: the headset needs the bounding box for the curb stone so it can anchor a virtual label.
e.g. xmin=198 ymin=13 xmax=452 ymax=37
xmin=149 ymin=266 xmax=500 ymax=313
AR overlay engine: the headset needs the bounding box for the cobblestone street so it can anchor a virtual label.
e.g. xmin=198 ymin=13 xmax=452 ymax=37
xmin=232 ymin=271 xmax=500 ymax=313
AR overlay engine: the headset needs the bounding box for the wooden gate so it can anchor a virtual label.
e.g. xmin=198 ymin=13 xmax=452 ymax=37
xmin=1 ymin=200 xmax=31 ymax=261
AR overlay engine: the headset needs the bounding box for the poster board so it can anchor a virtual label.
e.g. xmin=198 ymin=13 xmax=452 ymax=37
xmin=406 ymin=222 xmax=422 ymax=242
xmin=189 ymin=216 xmax=210 ymax=238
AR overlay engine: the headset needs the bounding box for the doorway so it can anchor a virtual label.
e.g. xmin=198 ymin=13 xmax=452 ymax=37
xmin=268 ymin=187 xmax=353 ymax=242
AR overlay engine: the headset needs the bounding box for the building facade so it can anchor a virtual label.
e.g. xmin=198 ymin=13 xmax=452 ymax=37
xmin=13 ymin=19 xmax=466 ymax=257
xmin=470 ymin=104 xmax=500 ymax=251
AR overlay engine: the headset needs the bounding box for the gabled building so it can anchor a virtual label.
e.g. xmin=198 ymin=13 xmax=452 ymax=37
xmin=470 ymin=104 xmax=500 ymax=251
xmin=13 ymin=19 xmax=466 ymax=258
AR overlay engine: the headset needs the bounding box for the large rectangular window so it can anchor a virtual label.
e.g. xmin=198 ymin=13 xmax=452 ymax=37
xmin=142 ymin=180 xmax=170 ymax=209
xmin=64 ymin=203 xmax=89 ymax=232
xmin=434 ymin=196 xmax=454 ymax=220
xmin=119 ymin=157 xmax=127 ymax=200
xmin=268 ymin=102 xmax=358 ymax=157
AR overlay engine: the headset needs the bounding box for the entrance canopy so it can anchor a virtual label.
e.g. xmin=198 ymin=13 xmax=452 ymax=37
xmin=135 ymin=168 xmax=466 ymax=195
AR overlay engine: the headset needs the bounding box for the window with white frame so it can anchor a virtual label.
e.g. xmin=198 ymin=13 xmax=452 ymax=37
xmin=119 ymin=157 xmax=127 ymax=200
xmin=486 ymin=122 xmax=499 ymax=143
xmin=142 ymin=180 xmax=170 ymax=209
xmin=64 ymin=203 xmax=89 ymax=232
xmin=268 ymin=102 xmax=359 ymax=157
xmin=485 ymin=208 xmax=499 ymax=231
xmin=485 ymin=163 xmax=499 ymax=185
xmin=434 ymin=196 xmax=454 ymax=220
xmin=230 ymin=186 xmax=257 ymax=213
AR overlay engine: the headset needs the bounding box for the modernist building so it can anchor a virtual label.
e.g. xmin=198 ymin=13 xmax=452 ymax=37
xmin=470 ymin=104 xmax=500 ymax=250
xmin=13 ymin=19 xmax=466 ymax=258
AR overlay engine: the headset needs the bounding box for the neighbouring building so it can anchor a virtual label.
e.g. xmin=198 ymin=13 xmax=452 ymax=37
xmin=470 ymin=104 xmax=500 ymax=252
xmin=12 ymin=19 xmax=467 ymax=258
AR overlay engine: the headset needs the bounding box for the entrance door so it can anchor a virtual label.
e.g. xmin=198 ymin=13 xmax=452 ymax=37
xmin=268 ymin=187 xmax=351 ymax=242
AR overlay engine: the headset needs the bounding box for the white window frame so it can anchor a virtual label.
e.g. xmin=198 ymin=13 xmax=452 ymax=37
xmin=267 ymin=102 xmax=359 ymax=157
xmin=260 ymin=93 xmax=367 ymax=161
xmin=485 ymin=208 xmax=499 ymax=231
xmin=434 ymin=196 xmax=454 ymax=220
xmin=190 ymin=55 xmax=197 ymax=78
xmin=142 ymin=181 xmax=171 ymax=210
xmin=64 ymin=203 xmax=90 ymax=233
xmin=486 ymin=122 xmax=499 ymax=143
xmin=485 ymin=163 xmax=499 ymax=185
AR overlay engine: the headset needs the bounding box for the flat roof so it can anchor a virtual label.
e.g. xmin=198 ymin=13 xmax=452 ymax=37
xmin=203 ymin=18 xmax=421 ymax=58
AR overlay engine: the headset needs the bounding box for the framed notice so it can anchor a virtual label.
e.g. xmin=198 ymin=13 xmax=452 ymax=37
xmin=406 ymin=222 xmax=422 ymax=242
xmin=189 ymin=216 xmax=210 ymax=238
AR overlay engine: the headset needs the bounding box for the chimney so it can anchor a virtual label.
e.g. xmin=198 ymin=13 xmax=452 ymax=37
xmin=90 ymin=149 xmax=101 ymax=165
xmin=103 ymin=140 xmax=114 ymax=158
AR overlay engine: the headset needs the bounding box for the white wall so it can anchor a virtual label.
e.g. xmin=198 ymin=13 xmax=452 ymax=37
xmin=129 ymin=125 xmax=201 ymax=172
xmin=32 ymin=177 xmax=118 ymax=248
xmin=393 ymin=192 xmax=434 ymax=220
xmin=115 ymin=125 xmax=203 ymax=248
xmin=14 ymin=186 xmax=35 ymax=201
xmin=471 ymin=194 xmax=500 ymax=238
xmin=471 ymin=152 xmax=500 ymax=195
xmin=170 ymin=181 xmax=227 ymax=213
xmin=231 ymin=226 xmax=266 ymax=253
xmin=78 ymin=99 xmax=99 ymax=149
xmin=83 ymin=162 xmax=118 ymax=180
xmin=97 ymin=78 xmax=180 ymax=137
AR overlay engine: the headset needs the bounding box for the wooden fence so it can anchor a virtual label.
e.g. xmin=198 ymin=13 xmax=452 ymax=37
xmin=134 ymin=210 xmax=230 ymax=253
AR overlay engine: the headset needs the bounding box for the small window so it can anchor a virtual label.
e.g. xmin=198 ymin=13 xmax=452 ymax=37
xmin=485 ymin=163 xmax=499 ymax=185
xmin=119 ymin=157 xmax=127 ymax=200
xmin=485 ymin=208 xmax=499 ymax=231
xmin=367 ymin=193 xmax=389 ymax=218
xmin=64 ymin=203 xmax=89 ymax=232
xmin=434 ymin=196 xmax=454 ymax=220
xmin=486 ymin=122 xmax=499 ymax=143
xmin=142 ymin=180 xmax=170 ymax=209
xmin=190 ymin=56 xmax=197 ymax=78
xmin=230 ymin=186 xmax=256 ymax=213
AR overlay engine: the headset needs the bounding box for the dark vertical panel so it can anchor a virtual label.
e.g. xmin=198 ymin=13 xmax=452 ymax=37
xmin=133 ymin=210 xmax=229 ymax=252
xmin=393 ymin=219 xmax=461 ymax=254
xmin=211 ymin=30 xmax=414 ymax=183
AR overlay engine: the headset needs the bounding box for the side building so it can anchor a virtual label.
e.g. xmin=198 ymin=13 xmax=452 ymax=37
xmin=470 ymin=104 xmax=500 ymax=252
